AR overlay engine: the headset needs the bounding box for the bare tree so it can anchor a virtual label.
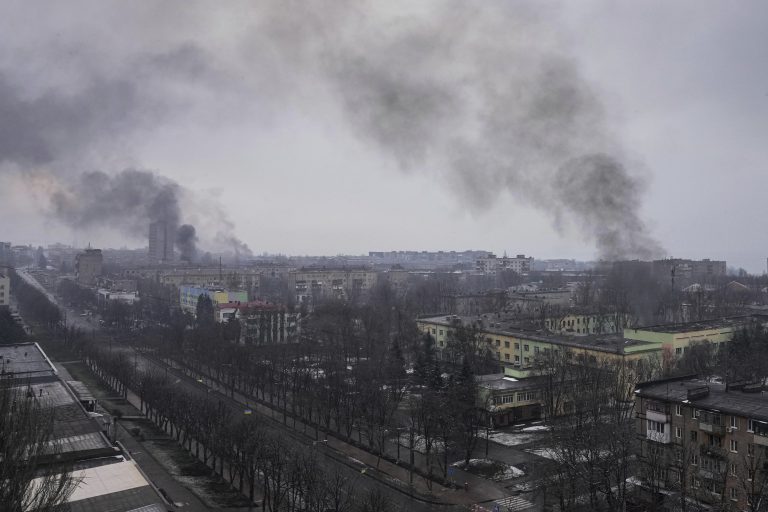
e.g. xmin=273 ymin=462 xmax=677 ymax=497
xmin=0 ymin=375 xmax=80 ymax=511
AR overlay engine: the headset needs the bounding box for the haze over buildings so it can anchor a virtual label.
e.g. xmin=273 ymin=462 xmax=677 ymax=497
xmin=0 ymin=2 xmax=766 ymax=271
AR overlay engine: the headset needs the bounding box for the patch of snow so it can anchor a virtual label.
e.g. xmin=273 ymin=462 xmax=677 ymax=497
xmin=520 ymin=425 xmax=549 ymax=432
xmin=488 ymin=431 xmax=536 ymax=446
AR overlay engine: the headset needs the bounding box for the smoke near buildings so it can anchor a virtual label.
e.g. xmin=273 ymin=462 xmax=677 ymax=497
xmin=0 ymin=1 xmax=663 ymax=260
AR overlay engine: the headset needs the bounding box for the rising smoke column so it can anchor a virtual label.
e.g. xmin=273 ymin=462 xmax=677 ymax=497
xmin=176 ymin=224 xmax=198 ymax=262
xmin=309 ymin=3 xmax=662 ymax=260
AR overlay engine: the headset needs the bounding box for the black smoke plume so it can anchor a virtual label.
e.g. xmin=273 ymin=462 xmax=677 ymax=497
xmin=176 ymin=224 xmax=198 ymax=262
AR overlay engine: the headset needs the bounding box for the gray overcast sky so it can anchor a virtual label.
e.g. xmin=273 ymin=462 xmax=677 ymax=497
xmin=0 ymin=1 xmax=766 ymax=271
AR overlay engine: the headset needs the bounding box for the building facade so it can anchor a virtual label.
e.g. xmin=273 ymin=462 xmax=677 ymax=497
xmin=74 ymin=248 xmax=103 ymax=285
xmin=148 ymin=220 xmax=176 ymax=263
xmin=288 ymin=268 xmax=378 ymax=303
xmin=217 ymin=301 xmax=301 ymax=344
xmin=636 ymin=376 xmax=768 ymax=511
xmin=0 ymin=272 xmax=9 ymax=308
xmin=180 ymin=285 xmax=248 ymax=315
xmin=476 ymin=254 xmax=534 ymax=275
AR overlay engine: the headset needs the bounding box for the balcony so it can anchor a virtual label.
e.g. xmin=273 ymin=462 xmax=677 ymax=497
xmin=646 ymin=409 xmax=670 ymax=424
xmin=699 ymin=421 xmax=726 ymax=436
xmin=700 ymin=445 xmax=727 ymax=460
xmin=646 ymin=429 xmax=671 ymax=444
xmin=753 ymin=433 xmax=768 ymax=447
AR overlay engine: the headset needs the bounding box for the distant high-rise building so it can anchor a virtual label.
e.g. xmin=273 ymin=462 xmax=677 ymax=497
xmin=0 ymin=241 xmax=11 ymax=265
xmin=148 ymin=221 xmax=176 ymax=263
xmin=75 ymin=248 xmax=103 ymax=285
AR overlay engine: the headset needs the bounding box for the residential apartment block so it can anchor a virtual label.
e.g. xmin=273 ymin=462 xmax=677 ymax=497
xmin=288 ymin=268 xmax=378 ymax=303
xmin=476 ymin=254 xmax=534 ymax=275
xmin=635 ymin=376 xmax=768 ymax=510
xmin=74 ymin=248 xmax=103 ymax=285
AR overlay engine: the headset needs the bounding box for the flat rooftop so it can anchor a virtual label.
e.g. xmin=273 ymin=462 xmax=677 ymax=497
xmin=637 ymin=377 xmax=768 ymax=422
xmin=0 ymin=342 xmax=57 ymax=378
xmin=476 ymin=374 xmax=548 ymax=391
xmin=630 ymin=315 xmax=765 ymax=334
xmin=0 ymin=343 xmax=164 ymax=511
xmin=419 ymin=315 xmax=652 ymax=355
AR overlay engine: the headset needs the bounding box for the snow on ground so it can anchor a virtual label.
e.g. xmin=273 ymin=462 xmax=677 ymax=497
xmin=451 ymin=458 xmax=525 ymax=481
xmin=487 ymin=431 xmax=537 ymax=446
xmin=520 ymin=425 xmax=550 ymax=432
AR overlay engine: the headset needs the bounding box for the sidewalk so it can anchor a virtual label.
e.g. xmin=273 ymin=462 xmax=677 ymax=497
xmin=55 ymin=362 xmax=214 ymax=512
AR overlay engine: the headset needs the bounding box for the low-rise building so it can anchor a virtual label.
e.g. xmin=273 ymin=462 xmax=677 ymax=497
xmin=0 ymin=342 xmax=165 ymax=511
xmin=217 ymin=301 xmax=301 ymax=344
xmin=635 ymin=376 xmax=768 ymax=510
xmin=180 ymin=285 xmax=248 ymax=315
xmin=418 ymin=314 xmax=768 ymax=378
xmin=476 ymin=374 xmax=546 ymax=426
xmin=97 ymin=289 xmax=139 ymax=305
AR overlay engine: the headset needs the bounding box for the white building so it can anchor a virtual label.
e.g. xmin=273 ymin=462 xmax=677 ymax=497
xmin=476 ymin=254 xmax=534 ymax=275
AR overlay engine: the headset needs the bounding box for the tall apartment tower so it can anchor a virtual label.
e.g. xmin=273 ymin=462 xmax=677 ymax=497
xmin=148 ymin=221 xmax=176 ymax=264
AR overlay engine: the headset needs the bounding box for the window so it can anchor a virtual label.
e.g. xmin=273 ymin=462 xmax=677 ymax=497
xmin=748 ymin=443 xmax=755 ymax=457
xmin=524 ymin=357 xmax=530 ymax=364
xmin=691 ymin=408 xmax=700 ymax=419
xmin=690 ymin=431 xmax=698 ymax=442
xmin=501 ymin=395 xmax=514 ymax=404
xmin=709 ymin=435 xmax=722 ymax=448
xmin=691 ymin=453 xmax=699 ymax=465
xmin=439 ymin=340 xmax=444 ymax=347
xmin=514 ymin=355 xmax=520 ymax=363
xmin=431 ymin=328 xmax=436 ymax=334
xmin=504 ymin=353 xmax=510 ymax=361
xmin=524 ymin=344 xmax=529 ymax=352
xmin=730 ymin=440 xmax=738 ymax=453
xmin=692 ymin=476 xmax=700 ymax=488
xmin=439 ymin=329 xmax=444 ymax=336
xmin=676 ymin=404 xmax=682 ymax=416
xmin=730 ymin=463 xmax=737 ymax=476
xmin=495 ymin=339 xmax=500 ymax=347
xmin=731 ymin=416 xmax=738 ymax=429
xmin=730 ymin=487 xmax=737 ymax=500
xmin=534 ymin=346 xmax=540 ymax=354
xmin=496 ymin=351 xmax=501 ymax=360
xmin=675 ymin=347 xmax=682 ymax=355
xmin=675 ymin=427 xmax=682 ymax=438
xmin=504 ymin=341 xmax=510 ymax=348
xmin=514 ymin=342 xmax=520 ymax=350
xmin=647 ymin=420 xmax=666 ymax=434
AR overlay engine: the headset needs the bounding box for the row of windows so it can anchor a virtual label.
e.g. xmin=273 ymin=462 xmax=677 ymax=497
xmin=492 ymin=391 xmax=538 ymax=405
xmin=671 ymin=403 xmax=768 ymax=435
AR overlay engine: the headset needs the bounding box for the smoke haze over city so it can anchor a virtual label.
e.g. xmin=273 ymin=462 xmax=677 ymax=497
xmin=0 ymin=1 xmax=766 ymax=269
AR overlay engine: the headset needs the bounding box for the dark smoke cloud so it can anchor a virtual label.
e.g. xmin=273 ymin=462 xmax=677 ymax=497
xmin=0 ymin=40 xmax=251 ymax=256
xmin=50 ymin=169 xmax=181 ymax=235
xmin=176 ymin=224 xmax=198 ymax=262
xmin=0 ymin=73 xmax=141 ymax=166
xmin=312 ymin=4 xmax=662 ymax=260
xmin=1 ymin=2 xmax=661 ymax=260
